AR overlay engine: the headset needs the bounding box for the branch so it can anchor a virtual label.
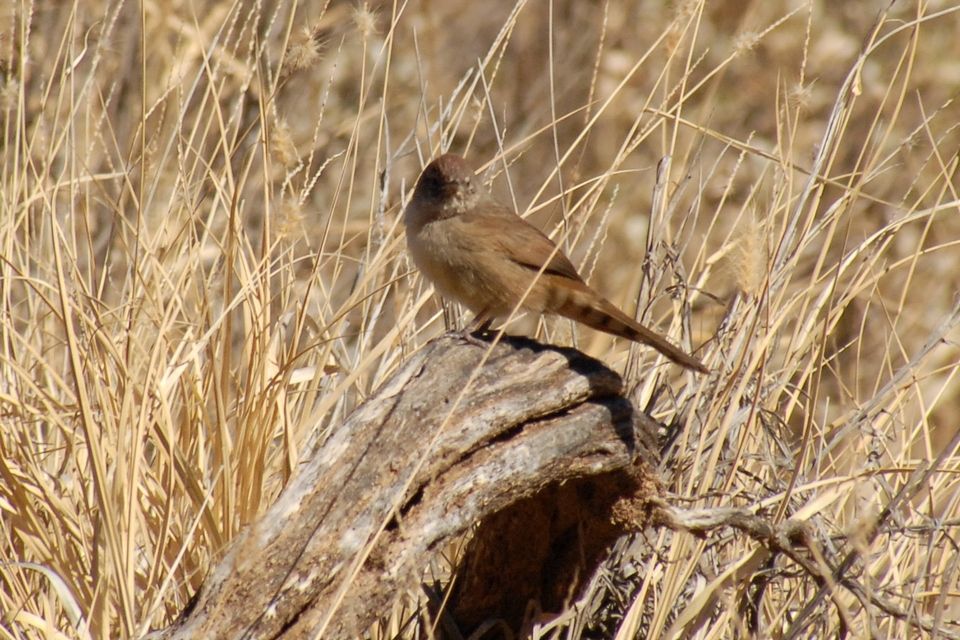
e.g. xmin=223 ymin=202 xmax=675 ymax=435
xmin=157 ymin=335 xmax=662 ymax=639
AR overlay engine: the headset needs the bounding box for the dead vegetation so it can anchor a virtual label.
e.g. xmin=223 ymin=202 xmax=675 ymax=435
xmin=1 ymin=0 xmax=959 ymax=638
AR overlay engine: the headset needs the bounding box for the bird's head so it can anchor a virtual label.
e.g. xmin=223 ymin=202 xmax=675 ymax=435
xmin=411 ymin=153 xmax=480 ymax=216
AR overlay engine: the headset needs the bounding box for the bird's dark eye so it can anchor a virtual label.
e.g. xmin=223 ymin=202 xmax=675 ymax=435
xmin=419 ymin=170 xmax=442 ymax=195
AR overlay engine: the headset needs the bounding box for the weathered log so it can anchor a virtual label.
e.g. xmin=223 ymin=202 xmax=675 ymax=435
xmin=160 ymin=334 xmax=663 ymax=639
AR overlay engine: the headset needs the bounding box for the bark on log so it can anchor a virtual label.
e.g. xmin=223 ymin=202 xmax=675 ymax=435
xmin=159 ymin=334 xmax=663 ymax=639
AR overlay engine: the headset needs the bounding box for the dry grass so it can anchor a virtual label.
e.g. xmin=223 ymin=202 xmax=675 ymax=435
xmin=2 ymin=0 xmax=959 ymax=638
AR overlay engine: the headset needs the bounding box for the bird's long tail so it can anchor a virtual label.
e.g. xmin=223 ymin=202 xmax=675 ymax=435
xmin=554 ymin=287 xmax=708 ymax=373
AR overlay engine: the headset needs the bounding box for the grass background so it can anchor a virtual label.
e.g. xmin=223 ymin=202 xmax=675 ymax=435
xmin=2 ymin=0 xmax=959 ymax=637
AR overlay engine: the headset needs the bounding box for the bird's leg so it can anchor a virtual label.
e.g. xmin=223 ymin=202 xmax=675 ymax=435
xmin=466 ymin=315 xmax=492 ymax=335
xmin=457 ymin=312 xmax=495 ymax=347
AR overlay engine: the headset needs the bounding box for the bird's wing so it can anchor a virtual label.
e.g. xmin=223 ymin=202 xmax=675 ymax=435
xmin=465 ymin=209 xmax=585 ymax=283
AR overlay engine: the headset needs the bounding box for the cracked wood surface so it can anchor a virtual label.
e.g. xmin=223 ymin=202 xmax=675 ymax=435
xmin=160 ymin=334 xmax=661 ymax=639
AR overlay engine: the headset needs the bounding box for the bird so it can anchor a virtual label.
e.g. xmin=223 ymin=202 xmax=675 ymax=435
xmin=403 ymin=153 xmax=708 ymax=373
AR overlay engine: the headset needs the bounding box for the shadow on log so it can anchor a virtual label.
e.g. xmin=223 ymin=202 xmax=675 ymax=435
xmin=158 ymin=334 xmax=665 ymax=639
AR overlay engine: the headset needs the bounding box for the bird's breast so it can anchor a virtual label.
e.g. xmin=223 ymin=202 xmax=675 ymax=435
xmin=406 ymin=216 xmax=526 ymax=316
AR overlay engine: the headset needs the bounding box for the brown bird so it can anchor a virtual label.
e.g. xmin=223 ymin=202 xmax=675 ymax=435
xmin=404 ymin=153 xmax=708 ymax=373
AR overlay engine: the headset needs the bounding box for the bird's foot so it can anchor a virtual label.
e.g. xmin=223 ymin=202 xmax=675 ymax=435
xmin=452 ymin=326 xmax=493 ymax=348
xmin=446 ymin=316 xmax=497 ymax=348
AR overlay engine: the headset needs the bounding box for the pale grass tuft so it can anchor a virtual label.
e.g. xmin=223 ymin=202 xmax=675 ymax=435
xmin=0 ymin=74 xmax=16 ymax=110
xmin=789 ymin=80 xmax=814 ymax=111
xmin=276 ymin=196 xmax=305 ymax=241
xmin=284 ymin=25 xmax=322 ymax=74
xmin=729 ymin=214 xmax=767 ymax=297
xmin=353 ymin=3 xmax=379 ymax=40
xmin=734 ymin=30 xmax=762 ymax=54
xmin=270 ymin=117 xmax=299 ymax=168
